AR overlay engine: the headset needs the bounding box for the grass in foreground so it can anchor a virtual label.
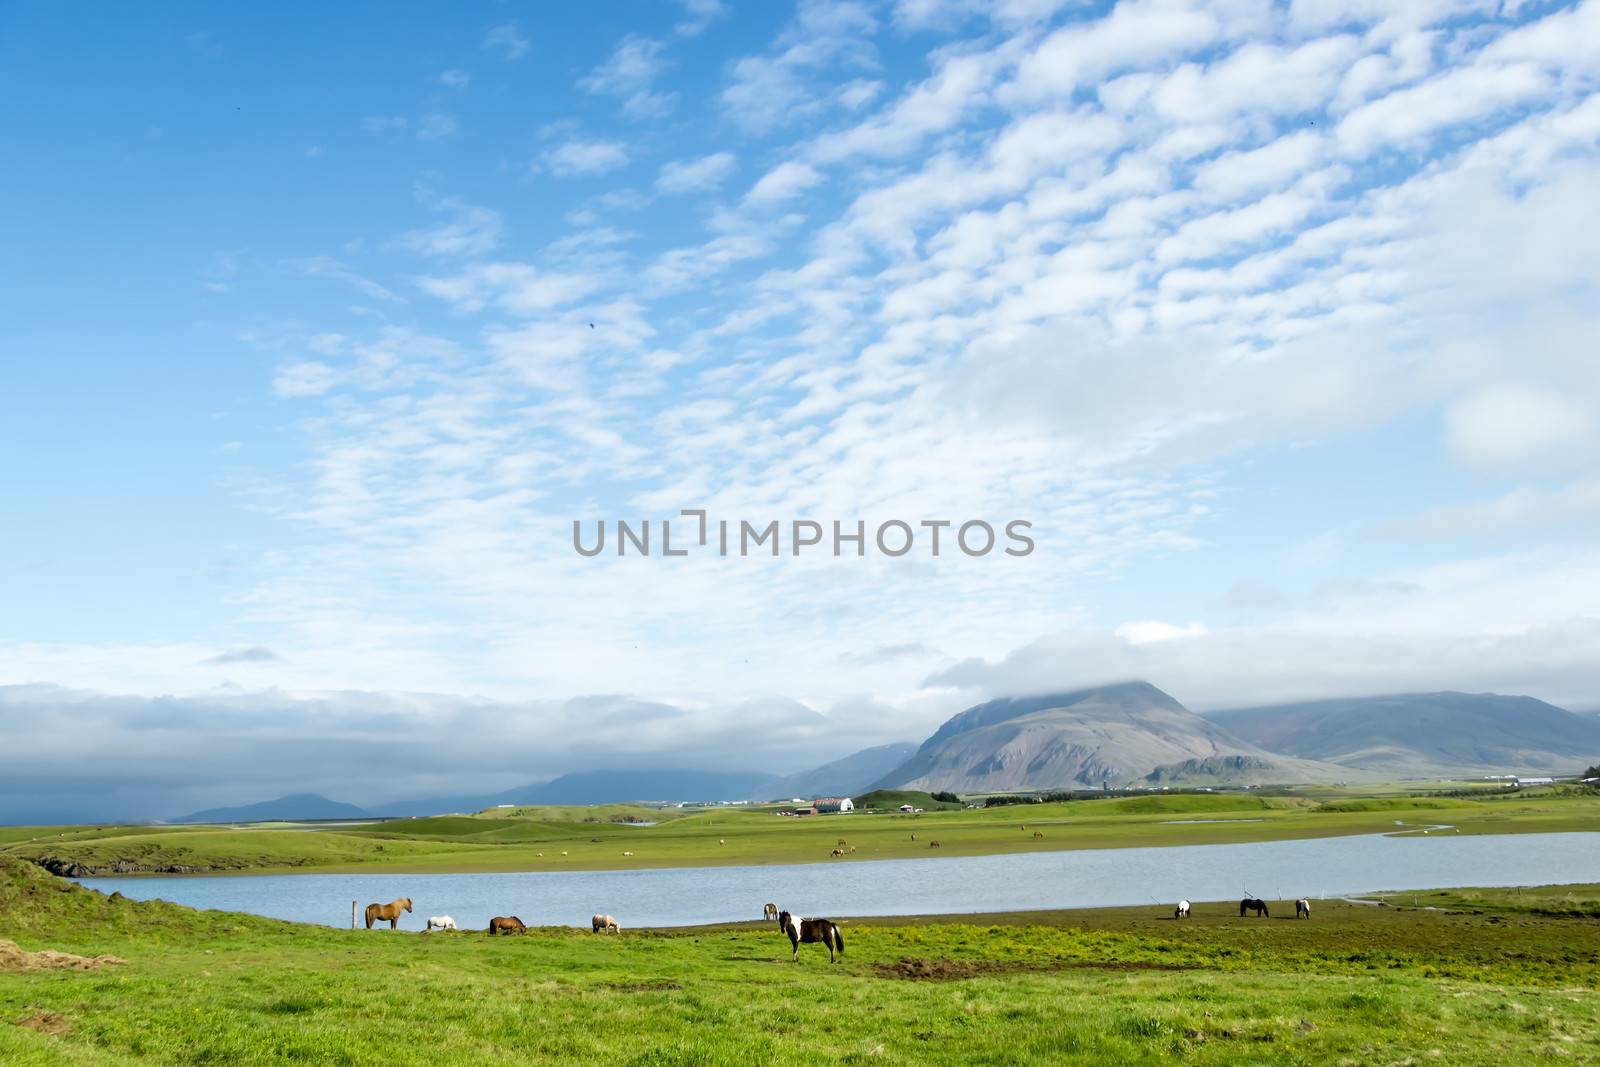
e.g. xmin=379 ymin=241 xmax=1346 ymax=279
xmin=1 ymin=858 xmax=1597 ymax=1065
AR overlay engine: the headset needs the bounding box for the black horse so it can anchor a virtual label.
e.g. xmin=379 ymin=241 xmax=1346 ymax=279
xmin=776 ymin=910 xmax=844 ymax=963
xmin=1239 ymin=897 xmax=1269 ymax=917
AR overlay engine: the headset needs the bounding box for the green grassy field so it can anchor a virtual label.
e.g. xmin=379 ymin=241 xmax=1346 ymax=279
xmin=1 ymin=856 xmax=1596 ymax=1064
xmin=5 ymin=788 xmax=1597 ymax=877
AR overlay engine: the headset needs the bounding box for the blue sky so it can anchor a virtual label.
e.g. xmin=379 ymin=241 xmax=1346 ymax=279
xmin=3 ymin=1 xmax=1599 ymax=815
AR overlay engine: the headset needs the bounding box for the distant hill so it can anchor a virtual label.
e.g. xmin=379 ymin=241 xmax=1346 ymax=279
xmin=499 ymin=769 xmax=778 ymax=806
xmin=766 ymin=742 xmax=918 ymax=799
xmin=372 ymin=768 xmax=782 ymax=816
xmin=173 ymin=793 xmax=371 ymax=824
xmin=874 ymin=682 xmax=1346 ymax=793
xmin=1202 ymin=692 xmax=1600 ymax=777
xmin=853 ymin=789 xmax=964 ymax=811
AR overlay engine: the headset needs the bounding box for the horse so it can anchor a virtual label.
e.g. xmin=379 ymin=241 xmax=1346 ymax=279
xmin=848 ymin=846 xmax=857 ymax=853
xmin=1174 ymin=900 xmax=1191 ymax=920
xmin=425 ymin=915 xmax=457 ymax=932
xmin=776 ymin=910 xmax=844 ymax=963
xmin=1032 ymin=831 xmax=1045 ymax=839
xmin=831 ymin=848 xmax=845 ymax=857
xmin=487 ymin=915 xmax=527 ymax=935
xmin=1239 ymin=898 xmax=1269 ymax=918
xmin=363 ymin=897 xmax=412 ymax=930
xmin=592 ymin=913 xmax=620 ymax=934
xmin=837 ymin=839 xmax=847 ymax=847
xmin=763 ymin=902 xmax=779 ymax=920
xmin=929 ymin=840 xmax=941 ymax=848
xmin=1295 ymin=898 xmax=1311 ymax=919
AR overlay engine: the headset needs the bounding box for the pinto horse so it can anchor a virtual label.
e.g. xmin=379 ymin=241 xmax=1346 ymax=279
xmin=763 ymin=902 xmax=779 ymax=920
xmin=1174 ymin=900 xmax=1191 ymax=920
xmin=1295 ymin=898 xmax=1311 ymax=919
xmin=777 ymin=910 xmax=843 ymax=963
xmin=488 ymin=915 xmax=527 ymax=935
xmin=1239 ymin=898 xmax=1269 ymax=918
xmin=364 ymin=897 xmax=412 ymax=929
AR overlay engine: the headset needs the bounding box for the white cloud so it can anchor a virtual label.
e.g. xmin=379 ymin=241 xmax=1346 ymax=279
xmin=273 ymin=361 xmax=338 ymax=398
xmin=397 ymin=199 xmax=503 ymax=259
xmin=483 ymin=22 xmax=530 ymax=60
xmin=1192 ymin=130 xmax=1326 ymax=201
xmin=1114 ymin=621 xmax=1209 ymax=645
xmin=675 ymin=0 xmax=729 ymax=37
xmin=416 ymin=114 xmax=459 ymax=140
xmin=435 ymin=69 xmax=470 ymax=89
xmin=657 ymin=152 xmax=737 ymax=195
xmin=720 ymin=0 xmax=880 ymax=133
xmin=1446 ymin=386 xmax=1598 ymax=472
xmin=745 ymin=161 xmax=824 ymax=204
xmin=541 ymin=139 xmax=630 ymax=177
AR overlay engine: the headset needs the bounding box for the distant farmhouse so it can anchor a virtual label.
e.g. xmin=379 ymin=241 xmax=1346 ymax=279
xmin=812 ymin=797 xmax=854 ymax=814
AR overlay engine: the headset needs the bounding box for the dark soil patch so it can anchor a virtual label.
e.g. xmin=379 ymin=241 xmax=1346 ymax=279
xmin=874 ymin=956 xmax=1201 ymax=981
xmin=16 ymin=1009 xmax=70 ymax=1036
xmin=0 ymin=938 xmax=126 ymax=972
xmin=600 ymin=980 xmax=683 ymax=993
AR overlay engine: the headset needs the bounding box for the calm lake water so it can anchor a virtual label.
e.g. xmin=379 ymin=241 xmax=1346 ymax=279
xmin=80 ymin=831 xmax=1600 ymax=931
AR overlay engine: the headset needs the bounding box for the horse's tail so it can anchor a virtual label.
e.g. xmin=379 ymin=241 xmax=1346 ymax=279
xmin=832 ymin=924 xmax=844 ymax=957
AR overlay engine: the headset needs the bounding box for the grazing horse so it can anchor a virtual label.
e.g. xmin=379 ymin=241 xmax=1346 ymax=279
xmin=1239 ymin=898 xmax=1269 ymax=918
xmin=425 ymin=915 xmax=457 ymax=932
xmin=763 ymin=902 xmax=779 ymax=921
xmin=364 ymin=897 xmax=412 ymax=930
xmin=1174 ymin=900 xmax=1191 ymax=920
xmin=928 ymin=840 xmax=941 ymax=848
xmin=830 ymin=848 xmax=845 ymax=857
xmin=487 ymin=915 xmax=527 ymax=935
xmin=1295 ymin=898 xmax=1311 ymax=919
xmin=592 ymin=913 xmax=620 ymax=933
xmin=1032 ymin=831 xmax=1045 ymax=839
xmin=776 ymin=910 xmax=844 ymax=963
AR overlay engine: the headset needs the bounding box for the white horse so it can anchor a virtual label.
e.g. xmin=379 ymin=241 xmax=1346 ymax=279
xmin=426 ymin=915 xmax=457 ymax=932
xmin=1295 ymin=898 xmax=1311 ymax=919
xmin=592 ymin=913 xmax=621 ymax=934
xmin=1174 ymin=900 xmax=1191 ymax=920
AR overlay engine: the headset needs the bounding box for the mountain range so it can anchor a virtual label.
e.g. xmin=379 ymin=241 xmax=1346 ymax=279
xmin=870 ymin=682 xmax=1350 ymax=793
xmin=166 ymin=682 xmax=1600 ymax=821
xmin=174 ymin=793 xmax=373 ymax=824
xmin=1202 ymin=691 xmax=1600 ymax=777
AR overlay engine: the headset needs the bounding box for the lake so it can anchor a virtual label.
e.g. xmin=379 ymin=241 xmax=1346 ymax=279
xmin=79 ymin=830 xmax=1600 ymax=931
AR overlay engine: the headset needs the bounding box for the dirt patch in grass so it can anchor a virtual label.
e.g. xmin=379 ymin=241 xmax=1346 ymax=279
xmin=599 ymin=979 xmax=683 ymax=992
xmin=16 ymin=1009 xmax=71 ymax=1035
xmin=874 ymin=956 xmax=1201 ymax=981
xmin=0 ymin=937 xmax=125 ymax=971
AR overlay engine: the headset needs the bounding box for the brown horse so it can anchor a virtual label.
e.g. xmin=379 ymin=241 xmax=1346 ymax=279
xmin=1032 ymin=831 xmax=1044 ymax=839
xmin=363 ymin=897 xmax=412 ymax=930
xmin=928 ymin=840 xmax=941 ymax=848
xmin=776 ymin=910 xmax=844 ymax=963
xmin=488 ymin=915 xmax=527 ymax=935
xmin=763 ymin=902 xmax=779 ymax=920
